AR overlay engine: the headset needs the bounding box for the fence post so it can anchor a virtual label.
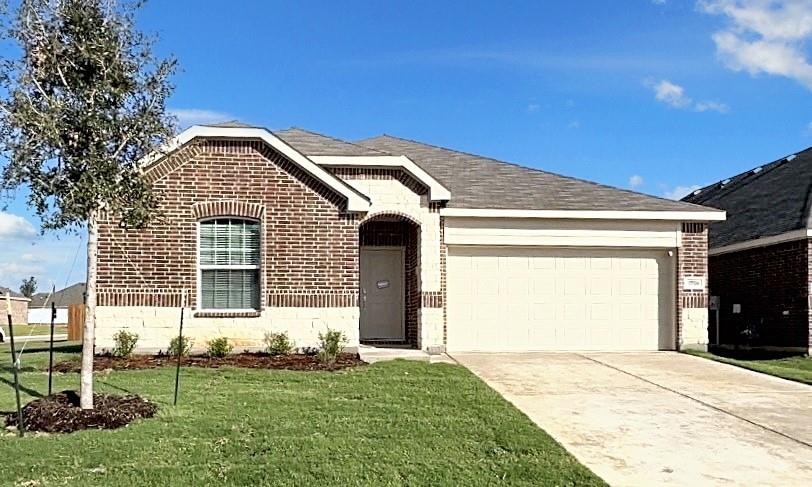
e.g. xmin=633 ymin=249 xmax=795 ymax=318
xmin=6 ymin=292 xmax=24 ymax=437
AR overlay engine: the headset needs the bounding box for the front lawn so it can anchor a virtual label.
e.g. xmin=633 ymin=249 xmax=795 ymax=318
xmin=685 ymin=349 xmax=812 ymax=385
xmin=0 ymin=344 xmax=603 ymax=486
xmin=2 ymin=324 xmax=68 ymax=337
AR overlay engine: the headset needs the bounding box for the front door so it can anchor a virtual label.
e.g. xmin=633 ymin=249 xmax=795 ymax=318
xmin=360 ymin=247 xmax=405 ymax=341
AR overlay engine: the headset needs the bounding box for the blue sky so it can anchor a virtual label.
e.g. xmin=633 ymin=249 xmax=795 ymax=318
xmin=2 ymin=0 xmax=812 ymax=290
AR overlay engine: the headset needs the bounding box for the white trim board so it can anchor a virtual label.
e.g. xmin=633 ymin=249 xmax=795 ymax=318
xmin=440 ymin=208 xmax=726 ymax=221
xmin=708 ymin=229 xmax=812 ymax=256
xmin=311 ymin=155 xmax=451 ymax=202
xmin=142 ymin=126 xmax=371 ymax=212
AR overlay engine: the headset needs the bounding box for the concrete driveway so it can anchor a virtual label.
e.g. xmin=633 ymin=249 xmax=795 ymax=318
xmin=453 ymin=352 xmax=812 ymax=487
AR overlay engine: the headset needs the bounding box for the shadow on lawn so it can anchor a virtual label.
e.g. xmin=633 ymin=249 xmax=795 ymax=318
xmin=708 ymin=346 xmax=808 ymax=361
xmin=0 ymin=375 xmax=45 ymax=399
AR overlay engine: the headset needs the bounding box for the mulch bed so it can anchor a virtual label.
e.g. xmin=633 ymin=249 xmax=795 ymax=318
xmin=5 ymin=390 xmax=157 ymax=433
xmin=52 ymin=352 xmax=365 ymax=373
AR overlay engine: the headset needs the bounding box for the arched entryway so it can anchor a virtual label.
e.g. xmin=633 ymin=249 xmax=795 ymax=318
xmin=359 ymin=214 xmax=421 ymax=348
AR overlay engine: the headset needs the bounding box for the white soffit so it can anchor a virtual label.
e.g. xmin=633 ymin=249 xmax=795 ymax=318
xmin=141 ymin=126 xmax=371 ymax=212
xmin=440 ymin=208 xmax=726 ymax=221
xmin=310 ymin=155 xmax=451 ymax=202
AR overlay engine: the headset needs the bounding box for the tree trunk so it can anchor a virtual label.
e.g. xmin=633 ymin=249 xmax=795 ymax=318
xmin=80 ymin=216 xmax=97 ymax=409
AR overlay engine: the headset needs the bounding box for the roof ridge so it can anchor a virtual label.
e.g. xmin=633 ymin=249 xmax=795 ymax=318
xmin=281 ymin=127 xmax=391 ymax=155
xmin=686 ymin=146 xmax=812 ymax=205
xmin=360 ymin=134 xmax=716 ymax=212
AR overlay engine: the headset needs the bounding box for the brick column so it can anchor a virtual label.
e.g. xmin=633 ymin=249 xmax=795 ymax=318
xmin=677 ymin=223 xmax=709 ymax=350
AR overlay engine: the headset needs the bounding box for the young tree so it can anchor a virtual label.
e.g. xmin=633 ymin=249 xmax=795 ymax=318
xmin=0 ymin=0 xmax=176 ymax=408
xmin=19 ymin=276 xmax=36 ymax=298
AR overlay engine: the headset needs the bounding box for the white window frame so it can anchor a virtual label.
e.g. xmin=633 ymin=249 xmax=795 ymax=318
xmin=196 ymin=217 xmax=261 ymax=313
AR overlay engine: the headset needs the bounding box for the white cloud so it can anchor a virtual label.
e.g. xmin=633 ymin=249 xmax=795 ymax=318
xmin=700 ymin=0 xmax=812 ymax=89
xmin=663 ymin=184 xmax=703 ymax=200
xmin=694 ymin=100 xmax=730 ymax=112
xmin=654 ymin=80 xmax=692 ymax=108
xmin=0 ymin=212 xmax=36 ymax=240
xmin=629 ymin=175 xmax=645 ymax=188
xmin=648 ymin=79 xmax=729 ymax=112
xmin=806 ymin=121 xmax=812 ymax=135
xmin=568 ymin=120 xmax=581 ymax=128
xmin=652 ymin=0 xmax=667 ymax=5
xmin=526 ymin=103 xmax=541 ymax=113
xmin=168 ymin=108 xmax=236 ymax=128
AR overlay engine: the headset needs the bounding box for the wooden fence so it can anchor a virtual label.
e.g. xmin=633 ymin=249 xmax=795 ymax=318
xmin=67 ymin=304 xmax=85 ymax=341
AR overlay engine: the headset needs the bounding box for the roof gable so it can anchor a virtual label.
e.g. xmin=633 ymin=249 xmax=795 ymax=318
xmin=143 ymin=125 xmax=371 ymax=212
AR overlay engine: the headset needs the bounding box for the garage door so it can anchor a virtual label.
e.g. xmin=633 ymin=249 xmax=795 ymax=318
xmin=447 ymin=247 xmax=674 ymax=351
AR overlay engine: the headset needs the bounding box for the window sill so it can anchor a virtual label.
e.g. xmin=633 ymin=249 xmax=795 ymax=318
xmin=193 ymin=311 xmax=261 ymax=318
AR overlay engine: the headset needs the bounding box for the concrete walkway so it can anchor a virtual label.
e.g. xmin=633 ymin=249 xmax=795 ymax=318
xmin=453 ymin=352 xmax=812 ymax=487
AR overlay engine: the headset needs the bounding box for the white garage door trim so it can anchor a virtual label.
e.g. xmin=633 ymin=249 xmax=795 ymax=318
xmin=447 ymin=246 xmax=676 ymax=352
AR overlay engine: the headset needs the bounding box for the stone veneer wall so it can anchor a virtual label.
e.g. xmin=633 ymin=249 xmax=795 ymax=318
xmin=677 ymin=223 xmax=710 ymax=350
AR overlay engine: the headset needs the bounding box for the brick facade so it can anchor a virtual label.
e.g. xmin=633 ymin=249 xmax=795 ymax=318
xmin=708 ymin=239 xmax=810 ymax=351
xmin=97 ymin=140 xmax=359 ymax=309
xmin=95 ymin=139 xmax=445 ymax=352
xmin=677 ymin=223 xmax=710 ymax=350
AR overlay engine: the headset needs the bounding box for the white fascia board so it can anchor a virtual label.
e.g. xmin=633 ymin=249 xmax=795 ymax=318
xmin=142 ymin=126 xmax=371 ymax=213
xmin=440 ymin=208 xmax=727 ymax=221
xmin=311 ymin=155 xmax=451 ymax=202
xmin=708 ymin=229 xmax=812 ymax=256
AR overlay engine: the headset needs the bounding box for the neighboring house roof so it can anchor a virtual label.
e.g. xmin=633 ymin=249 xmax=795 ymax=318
xmin=682 ymin=147 xmax=812 ymax=248
xmin=0 ymin=287 xmax=29 ymax=301
xmin=29 ymin=282 xmax=86 ymax=308
xmin=275 ymin=128 xmax=386 ymax=157
xmin=357 ymin=134 xmax=717 ymax=214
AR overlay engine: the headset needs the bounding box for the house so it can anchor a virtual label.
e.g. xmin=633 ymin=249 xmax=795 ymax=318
xmin=0 ymin=287 xmax=30 ymax=325
xmin=28 ymin=282 xmax=86 ymax=324
xmin=94 ymin=123 xmax=724 ymax=353
xmin=683 ymin=148 xmax=812 ymax=354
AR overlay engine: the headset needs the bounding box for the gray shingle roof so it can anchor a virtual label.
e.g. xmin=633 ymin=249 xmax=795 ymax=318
xmin=357 ymin=135 xmax=716 ymax=213
xmin=275 ymin=128 xmax=386 ymax=156
xmin=682 ymin=147 xmax=812 ymax=248
xmin=29 ymin=282 xmax=86 ymax=308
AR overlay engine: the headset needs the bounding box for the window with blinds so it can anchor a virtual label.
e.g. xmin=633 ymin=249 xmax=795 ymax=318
xmin=198 ymin=218 xmax=261 ymax=310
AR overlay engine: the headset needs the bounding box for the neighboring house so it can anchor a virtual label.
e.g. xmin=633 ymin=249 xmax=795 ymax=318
xmin=95 ymin=123 xmax=724 ymax=353
xmin=683 ymin=148 xmax=812 ymax=354
xmin=0 ymin=287 xmax=30 ymax=325
xmin=28 ymin=282 xmax=86 ymax=324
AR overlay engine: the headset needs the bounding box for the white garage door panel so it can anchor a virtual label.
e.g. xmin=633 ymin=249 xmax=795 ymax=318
xmin=447 ymin=247 xmax=674 ymax=352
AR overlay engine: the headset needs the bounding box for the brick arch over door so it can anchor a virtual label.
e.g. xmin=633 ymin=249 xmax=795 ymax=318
xmin=359 ymin=214 xmax=421 ymax=347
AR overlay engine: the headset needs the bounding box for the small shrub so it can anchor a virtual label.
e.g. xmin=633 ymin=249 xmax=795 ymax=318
xmin=264 ymin=331 xmax=294 ymax=356
xmin=317 ymin=328 xmax=347 ymax=367
xmin=206 ymin=337 xmax=233 ymax=358
xmin=112 ymin=330 xmax=139 ymax=358
xmin=168 ymin=335 xmax=194 ymax=357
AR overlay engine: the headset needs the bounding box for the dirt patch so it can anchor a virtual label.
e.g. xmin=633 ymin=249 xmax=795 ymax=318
xmin=52 ymin=352 xmax=365 ymax=373
xmin=5 ymin=390 xmax=157 ymax=433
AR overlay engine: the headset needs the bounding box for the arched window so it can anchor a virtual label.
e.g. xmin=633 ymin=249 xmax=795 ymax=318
xmin=198 ymin=218 xmax=260 ymax=310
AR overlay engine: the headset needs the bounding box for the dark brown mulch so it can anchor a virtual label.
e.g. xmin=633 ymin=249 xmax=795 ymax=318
xmin=52 ymin=352 xmax=365 ymax=373
xmin=5 ymin=390 xmax=158 ymax=433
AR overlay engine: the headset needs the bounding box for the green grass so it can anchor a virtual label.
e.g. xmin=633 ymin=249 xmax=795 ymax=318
xmin=685 ymin=350 xmax=812 ymax=385
xmin=0 ymin=344 xmax=603 ymax=486
xmin=2 ymin=324 xmax=68 ymax=337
